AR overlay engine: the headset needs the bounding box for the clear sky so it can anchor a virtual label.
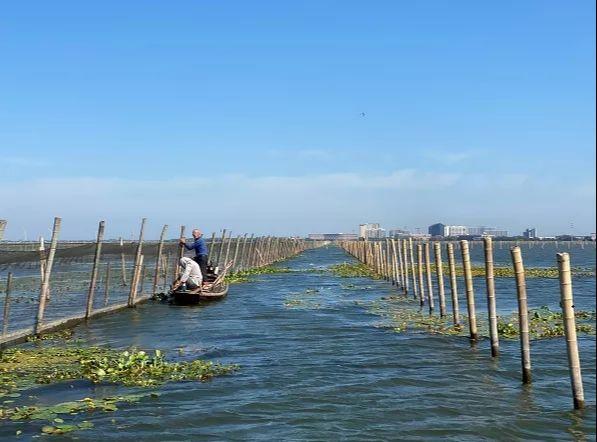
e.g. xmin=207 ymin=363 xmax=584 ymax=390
xmin=1 ymin=1 xmax=595 ymax=240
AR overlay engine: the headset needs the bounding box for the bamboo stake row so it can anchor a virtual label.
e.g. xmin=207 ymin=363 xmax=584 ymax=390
xmin=338 ymin=237 xmax=586 ymax=409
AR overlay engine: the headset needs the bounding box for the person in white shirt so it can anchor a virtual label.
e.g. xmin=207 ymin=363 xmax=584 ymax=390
xmin=172 ymin=257 xmax=203 ymax=292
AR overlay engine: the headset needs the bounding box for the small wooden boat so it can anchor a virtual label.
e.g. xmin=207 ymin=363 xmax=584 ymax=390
xmin=171 ymin=282 xmax=229 ymax=304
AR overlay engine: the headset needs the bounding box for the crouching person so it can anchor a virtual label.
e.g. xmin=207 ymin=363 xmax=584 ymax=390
xmin=172 ymin=257 xmax=203 ymax=293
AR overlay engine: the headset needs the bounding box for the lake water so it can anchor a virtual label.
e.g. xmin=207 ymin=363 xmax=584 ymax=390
xmin=1 ymin=244 xmax=595 ymax=441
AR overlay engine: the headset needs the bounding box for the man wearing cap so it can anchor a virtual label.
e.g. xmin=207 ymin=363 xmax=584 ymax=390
xmin=180 ymin=229 xmax=209 ymax=277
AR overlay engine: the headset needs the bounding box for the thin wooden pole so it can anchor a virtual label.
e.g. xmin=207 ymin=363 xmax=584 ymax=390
xmin=120 ymin=237 xmax=127 ymax=286
xmin=460 ymin=240 xmax=478 ymax=341
xmin=446 ymin=243 xmax=460 ymax=326
xmin=557 ymin=252 xmax=585 ymax=409
xmin=207 ymin=232 xmax=216 ymax=265
xmin=424 ymin=242 xmax=434 ymax=314
xmin=140 ymin=263 xmax=147 ymax=294
xmin=511 ymin=246 xmax=531 ymax=384
xmin=232 ymin=235 xmax=242 ymax=272
xmin=103 ymin=262 xmax=111 ymax=307
xmin=401 ymin=239 xmax=409 ymax=295
xmin=484 ymin=236 xmax=499 ymax=357
xmin=35 ymin=217 xmax=61 ymax=334
xmin=2 ymin=272 xmax=13 ymax=336
xmin=0 ymin=220 xmax=6 ymax=241
xmin=417 ymin=244 xmax=425 ymax=308
xmin=223 ymin=231 xmax=233 ymax=267
xmin=127 ymin=218 xmax=146 ymax=307
xmin=174 ymin=226 xmax=185 ymax=280
xmin=409 ymin=238 xmax=418 ymax=301
xmin=152 ymin=224 xmax=168 ymax=296
xmin=433 ymin=242 xmax=446 ymax=317
xmin=216 ymin=229 xmax=227 ymax=269
xmin=85 ymin=220 xmax=105 ymax=319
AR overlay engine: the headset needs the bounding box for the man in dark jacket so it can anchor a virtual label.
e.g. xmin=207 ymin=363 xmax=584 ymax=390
xmin=180 ymin=229 xmax=209 ymax=277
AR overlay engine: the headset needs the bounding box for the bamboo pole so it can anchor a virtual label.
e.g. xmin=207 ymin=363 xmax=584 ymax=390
xmin=103 ymin=263 xmax=111 ymax=307
xmin=85 ymin=220 xmax=105 ymax=319
xmin=446 ymin=243 xmax=460 ymax=326
xmin=417 ymin=244 xmax=425 ymax=307
xmin=140 ymin=263 xmax=147 ymax=294
xmin=216 ymin=229 xmax=227 ymax=269
xmin=409 ymin=238 xmax=418 ymax=301
xmin=484 ymin=236 xmax=499 ymax=357
xmin=127 ymin=218 xmax=146 ymax=307
xmin=223 ymin=231 xmax=233 ymax=267
xmin=401 ymin=239 xmax=409 ymax=295
xmin=35 ymin=217 xmax=61 ymax=334
xmin=232 ymin=235 xmax=243 ymax=272
xmin=120 ymin=237 xmax=127 ymax=286
xmin=424 ymin=242 xmax=434 ymax=314
xmin=460 ymin=240 xmax=478 ymax=341
xmin=2 ymin=272 xmax=13 ymax=336
xmin=152 ymin=224 xmax=168 ymax=296
xmin=174 ymin=226 xmax=185 ymax=280
xmin=557 ymin=252 xmax=585 ymax=409
xmin=390 ymin=239 xmax=399 ymax=286
xmin=207 ymin=232 xmax=216 ymax=265
xmin=511 ymin=246 xmax=531 ymax=384
xmin=433 ymin=242 xmax=446 ymax=317
xmin=0 ymin=220 xmax=6 ymax=241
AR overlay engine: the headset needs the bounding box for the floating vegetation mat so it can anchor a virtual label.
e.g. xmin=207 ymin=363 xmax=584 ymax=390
xmin=0 ymin=343 xmax=237 ymax=435
xmin=226 ymin=266 xmax=293 ymax=283
xmin=367 ymin=296 xmax=596 ymax=339
xmin=328 ymin=263 xmax=381 ymax=278
xmin=326 ymin=262 xmax=595 ymax=279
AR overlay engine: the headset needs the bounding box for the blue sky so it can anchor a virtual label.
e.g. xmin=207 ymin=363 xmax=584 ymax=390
xmin=1 ymin=1 xmax=595 ymax=239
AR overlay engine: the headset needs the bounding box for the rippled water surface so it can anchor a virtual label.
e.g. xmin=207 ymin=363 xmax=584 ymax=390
xmin=1 ymin=245 xmax=595 ymax=441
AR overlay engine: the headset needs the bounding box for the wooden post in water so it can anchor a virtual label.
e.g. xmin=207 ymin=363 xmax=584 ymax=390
xmin=127 ymin=218 xmax=146 ymax=307
xmin=103 ymin=262 xmax=111 ymax=306
xmin=120 ymin=237 xmax=127 ymax=286
xmin=417 ymin=244 xmax=425 ymax=307
xmin=460 ymin=240 xmax=478 ymax=341
xmin=0 ymin=220 xmax=6 ymax=241
xmin=35 ymin=217 xmax=61 ymax=334
xmin=152 ymin=224 xmax=168 ymax=296
xmin=400 ymin=239 xmax=409 ymax=295
xmin=557 ymin=252 xmax=585 ymax=409
xmin=433 ymin=242 xmax=446 ymax=317
xmin=2 ymin=272 xmax=13 ymax=336
xmin=85 ymin=220 xmax=105 ymax=319
xmin=409 ymin=238 xmax=418 ymax=301
xmin=174 ymin=226 xmax=186 ymax=280
xmin=223 ymin=231 xmax=233 ymax=267
xmin=424 ymin=242 xmax=434 ymax=314
xmin=510 ymin=246 xmax=531 ymax=384
xmin=446 ymin=243 xmax=460 ymax=326
xmin=484 ymin=236 xmax=499 ymax=357
xmin=207 ymin=232 xmax=216 ymax=265
xmin=140 ymin=263 xmax=147 ymax=294
xmin=216 ymin=229 xmax=227 ymax=269
xmin=232 ymin=235 xmax=243 ymax=272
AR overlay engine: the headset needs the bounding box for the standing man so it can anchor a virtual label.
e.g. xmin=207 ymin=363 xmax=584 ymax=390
xmin=180 ymin=229 xmax=209 ymax=277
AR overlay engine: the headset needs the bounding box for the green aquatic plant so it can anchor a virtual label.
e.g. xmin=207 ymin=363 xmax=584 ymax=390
xmin=328 ymin=263 xmax=381 ymax=279
xmin=225 ymin=266 xmax=293 ymax=283
xmin=0 ymin=346 xmax=237 ymax=397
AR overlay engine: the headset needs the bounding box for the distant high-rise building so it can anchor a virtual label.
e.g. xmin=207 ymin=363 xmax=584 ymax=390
xmin=428 ymin=223 xmax=446 ymax=237
xmin=468 ymin=226 xmax=509 ymax=237
xmin=444 ymin=225 xmax=469 ymax=237
xmin=359 ymin=223 xmax=384 ymax=239
xmin=523 ymin=228 xmax=537 ymax=239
